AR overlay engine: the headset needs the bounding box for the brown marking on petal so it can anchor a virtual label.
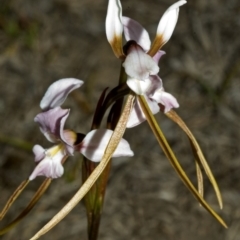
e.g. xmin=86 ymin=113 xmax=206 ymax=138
xmin=110 ymin=35 xmax=125 ymax=59
xmin=147 ymin=34 xmax=164 ymax=57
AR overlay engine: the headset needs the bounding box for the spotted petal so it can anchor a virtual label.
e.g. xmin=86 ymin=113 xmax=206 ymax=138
xmin=79 ymin=129 xmax=134 ymax=162
xmin=40 ymin=78 xmax=84 ymax=111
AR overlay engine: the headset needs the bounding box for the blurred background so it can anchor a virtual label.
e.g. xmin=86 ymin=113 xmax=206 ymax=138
xmin=0 ymin=0 xmax=240 ymax=239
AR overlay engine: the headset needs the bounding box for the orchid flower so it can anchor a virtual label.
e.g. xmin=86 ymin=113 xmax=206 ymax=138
xmin=29 ymin=78 xmax=83 ymax=180
xmin=127 ymin=75 xmax=179 ymax=128
xmin=106 ymin=0 xmax=187 ymax=60
xmin=106 ymin=0 xmax=185 ymax=127
xmin=29 ymin=78 xmax=133 ymax=180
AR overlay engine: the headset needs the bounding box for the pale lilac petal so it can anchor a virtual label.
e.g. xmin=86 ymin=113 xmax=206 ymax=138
xmin=122 ymin=16 xmax=151 ymax=51
xmin=153 ymin=50 xmax=166 ymax=64
xmin=123 ymin=44 xmax=159 ymax=80
xmin=151 ymin=90 xmax=179 ymax=113
xmin=146 ymin=75 xmax=163 ymax=96
xmin=127 ymin=77 xmax=152 ymax=95
xmin=34 ymin=107 xmax=69 ymax=143
xmin=33 ymin=145 xmax=45 ymax=162
xmin=29 ymin=146 xmax=65 ymax=180
xmin=127 ymin=96 xmax=159 ymax=128
xmin=156 ymin=0 xmax=187 ymax=46
xmin=106 ymin=0 xmax=124 ymax=58
xmin=40 ymin=78 xmax=84 ymax=110
xmin=79 ymin=129 xmax=134 ymax=162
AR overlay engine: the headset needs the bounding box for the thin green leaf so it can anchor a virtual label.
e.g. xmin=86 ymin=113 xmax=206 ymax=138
xmin=0 ymin=178 xmax=51 ymax=235
xmin=166 ymin=110 xmax=223 ymax=209
xmin=29 ymin=93 xmax=135 ymax=240
xmin=138 ymin=95 xmax=227 ymax=228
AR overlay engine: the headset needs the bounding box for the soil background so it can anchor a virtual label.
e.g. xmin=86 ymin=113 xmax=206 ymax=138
xmin=0 ymin=0 xmax=240 ymax=239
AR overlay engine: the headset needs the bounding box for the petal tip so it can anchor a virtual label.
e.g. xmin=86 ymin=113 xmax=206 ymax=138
xmin=40 ymin=78 xmax=84 ymax=110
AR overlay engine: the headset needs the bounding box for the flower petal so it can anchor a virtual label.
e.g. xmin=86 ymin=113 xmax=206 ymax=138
xmin=156 ymin=0 xmax=187 ymax=45
xmin=33 ymin=144 xmax=45 ymax=162
xmin=40 ymin=78 xmax=84 ymax=111
xmin=153 ymin=50 xmax=166 ymax=64
xmin=146 ymin=75 xmax=163 ymax=96
xmin=79 ymin=129 xmax=134 ymax=162
xmin=151 ymin=90 xmax=179 ymax=113
xmin=122 ymin=16 xmax=151 ymax=51
xmin=127 ymin=96 xmax=159 ymax=128
xmin=29 ymin=145 xmax=65 ymax=180
xmin=126 ymin=77 xmax=152 ymax=95
xmin=106 ymin=0 xmax=124 ymax=58
xmin=61 ymin=129 xmax=77 ymax=155
xmin=123 ymin=44 xmax=159 ymax=80
xmin=148 ymin=0 xmax=187 ymax=56
xmin=34 ymin=107 xmax=70 ymax=143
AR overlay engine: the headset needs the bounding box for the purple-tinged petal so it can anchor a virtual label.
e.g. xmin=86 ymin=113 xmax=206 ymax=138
xmin=123 ymin=44 xmax=159 ymax=80
xmin=151 ymin=90 xmax=179 ymax=113
xmin=106 ymin=0 xmax=124 ymax=58
xmin=40 ymin=78 xmax=84 ymax=111
xmin=146 ymin=75 xmax=163 ymax=96
xmin=29 ymin=145 xmax=66 ymax=180
xmin=127 ymin=96 xmax=159 ymax=128
xmin=122 ymin=16 xmax=151 ymax=51
xmin=34 ymin=107 xmax=69 ymax=143
xmin=153 ymin=50 xmax=166 ymax=64
xmin=33 ymin=145 xmax=45 ymax=162
xmin=127 ymin=77 xmax=152 ymax=95
xmin=78 ymin=129 xmax=134 ymax=162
